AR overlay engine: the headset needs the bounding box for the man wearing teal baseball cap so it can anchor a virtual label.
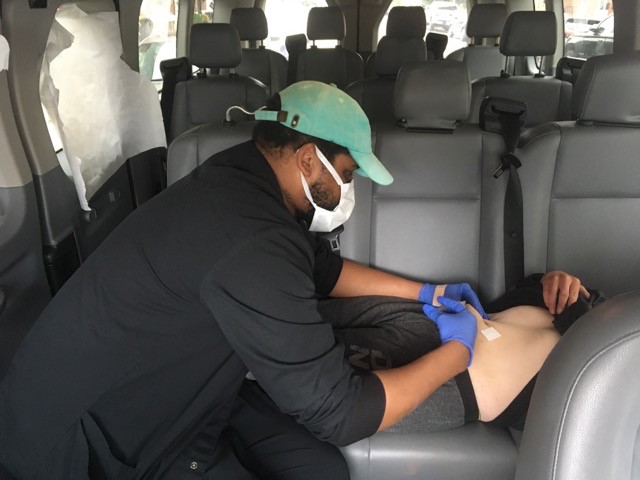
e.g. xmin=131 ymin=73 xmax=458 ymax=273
xmin=206 ymin=81 xmax=479 ymax=478
xmin=0 ymin=81 xmax=478 ymax=480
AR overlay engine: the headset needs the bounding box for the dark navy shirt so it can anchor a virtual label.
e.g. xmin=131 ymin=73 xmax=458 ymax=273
xmin=0 ymin=141 xmax=385 ymax=479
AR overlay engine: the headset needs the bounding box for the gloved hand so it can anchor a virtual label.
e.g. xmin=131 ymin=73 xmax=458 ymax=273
xmin=419 ymin=282 xmax=488 ymax=319
xmin=423 ymin=297 xmax=478 ymax=366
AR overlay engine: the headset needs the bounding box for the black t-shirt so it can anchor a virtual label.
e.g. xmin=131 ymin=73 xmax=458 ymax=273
xmin=0 ymin=141 xmax=385 ymax=479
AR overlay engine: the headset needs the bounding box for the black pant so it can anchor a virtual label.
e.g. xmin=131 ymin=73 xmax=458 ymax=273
xmin=224 ymin=380 xmax=350 ymax=480
xmin=161 ymin=380 xmax=350 ymax=480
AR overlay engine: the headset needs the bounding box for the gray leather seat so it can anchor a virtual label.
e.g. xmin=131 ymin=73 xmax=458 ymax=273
xmin=169 ymin=23 xmax=269 ymax=141
xmin=340 ymin=60 xmax=515 ymax=479
xmin=514 ymin=52 xmax=640 ymax=295
xmin=513 ymin=55 xmax=640 ymax=479
xmin=363 ymin=7 xmax=427 ymax=78
xmin=167 ymin=121 xmax=256 ymax=186
xmin=515 ymin=292 xmax=640 ymax=480
xmin=343 ymin=59 xmax=507 ymax=315
xmin=468 ymin=11 xmax=572 ymax=126
xmin=296 ymin=7 xmax=364 ymax=89
xmin=345 ymin=7 xmax=427 ymax=124
xmin=225 ymin=8 xmax=288 ymax=95
xmin=446 ymin=4 xmax=508 ymax=82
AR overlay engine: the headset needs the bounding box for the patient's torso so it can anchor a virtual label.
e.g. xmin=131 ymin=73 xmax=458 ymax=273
xmin=467 ymin=305 xmax=560 ymax=421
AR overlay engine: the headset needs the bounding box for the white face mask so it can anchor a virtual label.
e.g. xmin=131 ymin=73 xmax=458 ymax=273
xmin=301 ymin=146 xmax=356 ymax=232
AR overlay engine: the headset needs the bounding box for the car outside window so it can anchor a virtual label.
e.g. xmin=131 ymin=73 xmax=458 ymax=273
xmin=563 ymin=0 xmax=614 ymax=59
xmin=377 ymin=0 xmax=467 ymax=58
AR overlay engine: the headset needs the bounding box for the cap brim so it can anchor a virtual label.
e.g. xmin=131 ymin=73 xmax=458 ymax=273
xmin=351 ymin=150 xmax=394 ymax=185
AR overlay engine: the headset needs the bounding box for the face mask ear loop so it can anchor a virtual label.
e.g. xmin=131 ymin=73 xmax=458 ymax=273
xmin=314 ymin=146 xmax=345 ymax=186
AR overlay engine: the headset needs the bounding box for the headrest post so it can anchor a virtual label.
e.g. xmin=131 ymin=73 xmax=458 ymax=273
xmin=500 ymin=56 xmax=510 ymax=79
xmin=535 ymin=57 xmax=545 ymax=78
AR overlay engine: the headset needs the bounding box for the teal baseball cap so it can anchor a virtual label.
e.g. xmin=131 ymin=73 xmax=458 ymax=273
xmin=254 ymin=81 xmax=393 ymax=185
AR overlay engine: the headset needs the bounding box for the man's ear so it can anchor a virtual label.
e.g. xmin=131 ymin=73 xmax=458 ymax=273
xmin=296 ymin=143 xmax=319 ymax=179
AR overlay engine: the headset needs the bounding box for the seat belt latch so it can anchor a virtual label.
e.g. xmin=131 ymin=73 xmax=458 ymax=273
xmin=493 ymin=152 xmax=522 ymax=179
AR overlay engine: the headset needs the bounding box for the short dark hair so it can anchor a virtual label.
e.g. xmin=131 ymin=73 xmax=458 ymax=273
xmin=252 ymin=93 xmax=349 ymax=163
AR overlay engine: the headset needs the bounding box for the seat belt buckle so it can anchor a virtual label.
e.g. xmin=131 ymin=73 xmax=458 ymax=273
xmin=493 ymin=164 xmax=506 ymax=179
xmin=493 ymin=153 xmax=522 ymax=179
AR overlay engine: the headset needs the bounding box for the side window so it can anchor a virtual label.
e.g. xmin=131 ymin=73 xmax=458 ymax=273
xmin=563 ymin=0 xmax=614 ymax=59
xmin=264 ymin=0 xmax=331 ymax=58
xmin=378 ymin=0 xmax=468 ymax=58
xmin=139 ymin=0 xmax=180 ymax=85
xmin=194 ymin=0 xmax=215 ymax=24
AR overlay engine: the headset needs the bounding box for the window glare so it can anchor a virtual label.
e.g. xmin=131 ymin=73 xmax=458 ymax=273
xmin=534 ymin=0 xmax=547 ymax=11
xmin=377 ymin=0 xmax=468 ymax=58
xmin=264 ymin=0 xmax=330 ymax=59
xmin=138 ymin=0 xmax=179 ymax=82
xmin=563 ymin=0 xmax=614 ymax=59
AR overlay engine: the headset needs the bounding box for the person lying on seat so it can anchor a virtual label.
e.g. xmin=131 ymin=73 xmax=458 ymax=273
xmin=325 ymin=270 xmax=606 ymax=433
xmin=227 ymin=271 xmax=605 ymax=479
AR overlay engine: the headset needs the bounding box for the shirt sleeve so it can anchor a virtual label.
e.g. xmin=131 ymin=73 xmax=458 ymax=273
xmin=200 ymin=227 xmax=384 ymax=446
xmin=306 ymin=232 xmax=344 ymax=296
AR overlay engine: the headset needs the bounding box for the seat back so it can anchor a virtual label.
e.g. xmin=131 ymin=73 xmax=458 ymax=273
xmin=446 ymin=4 xmax=507 ymax=82
xmin=345 ymin=7 xmax=426 ymax=123
xmin=285 ymin=33 xmax=307 ymax=86
xmin=516 ymin=52 xmax=640 ymax=296
xmin=469 ymin=11 xmax=572 ymax=126
xmin=169 ymin=24 xmax=268 ymax=141
xmin=167 ymin=122 xmax=256 ymax=186
xmin=226 ymin=8 xmax=287 ymax=95
xmin=341 ymin=61 xmax=506 ymax=301
xmin=426 ymin=32 xmax=448 ymax=61
xmin=515 ymin=292 xmax=640 ymax=480
xmin=296 ymin=7 xmax=363 ymax=89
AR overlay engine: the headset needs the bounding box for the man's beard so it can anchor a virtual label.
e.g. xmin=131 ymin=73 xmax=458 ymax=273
xmin=296 ymin=178 xmax=339 ymax=227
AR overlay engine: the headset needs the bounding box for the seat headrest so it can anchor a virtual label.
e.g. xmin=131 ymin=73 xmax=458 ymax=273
xmin=466 ymin=4 xmax=508 ymax=38
xmin=307 ymin=7 xmax=345 ymax=41
xmin=426 ymin=32 xmax=448 ymax=61
xmin=285 ymin=34 xmax=307 ymax=55
xmin=230 ymin=8 xmax=268 ymax=41
xmin=376 ymin=37 xmax=426 ymax=77
xmin=387 ymin=6 xmax=427 ymax=38
xmin=190 ymin=24 xmax=242 ymax=68
xmin=500 ymin=11 xmax=556 ymax=57
xmin=395 ymin=61 xmax=470 ymax=130
xmin=572 ymin=52 xmax=640 ymax=126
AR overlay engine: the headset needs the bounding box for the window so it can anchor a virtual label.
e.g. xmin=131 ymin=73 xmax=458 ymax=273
xmin=193 ymin=0 xmax=214 ymax=24
xmin=139 ymin=0 xmax=180 ymax=83
xmin=377 ymin=0 xmax=468 ymax=58
xmin=563 ymin=0 xmax=614 ymax=59
xmin=264 ymin=0 xmax=331 ymax=59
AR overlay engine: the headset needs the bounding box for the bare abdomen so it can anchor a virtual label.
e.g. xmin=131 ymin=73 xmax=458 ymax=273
xmin=466 ymin=305 xmax=560 ymax=421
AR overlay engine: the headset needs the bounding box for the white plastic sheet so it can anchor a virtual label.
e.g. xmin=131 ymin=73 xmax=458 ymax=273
xmin=40 ymin=5 xmax=166 ymax=211
xmin=0 ymin=35 xmax=9 ymax=71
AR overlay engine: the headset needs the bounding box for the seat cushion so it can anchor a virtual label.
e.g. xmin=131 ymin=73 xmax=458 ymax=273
xmin=296 ymin=48 xmax=363 ymax=89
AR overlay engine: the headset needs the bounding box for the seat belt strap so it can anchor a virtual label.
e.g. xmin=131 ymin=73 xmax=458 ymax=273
xmin=480 ymin=97 xmax=528 ymax=290
xmin=495 ymin=111 xmax=525 ymax=289
xmin=160 ymin=57 xmax=191 ymax=141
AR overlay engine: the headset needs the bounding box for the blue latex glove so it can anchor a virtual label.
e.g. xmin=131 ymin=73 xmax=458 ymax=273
xmin=419 ymin=282 xmax=489 ymax=319
xmin=423 ymin=296 xmax=478 ymax=366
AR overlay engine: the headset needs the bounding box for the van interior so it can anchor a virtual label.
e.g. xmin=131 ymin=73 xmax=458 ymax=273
xmin=1 ymin=0 xmax=639 ymax=478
